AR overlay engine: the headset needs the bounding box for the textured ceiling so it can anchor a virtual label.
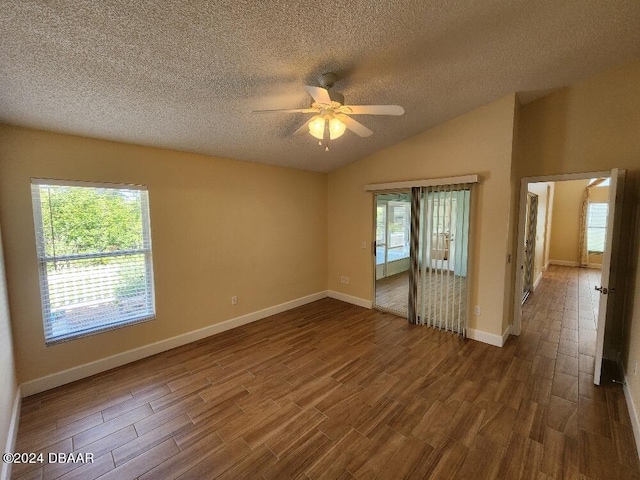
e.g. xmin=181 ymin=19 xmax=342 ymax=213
xmin=1 ymin=1 xmax=640 ymax=172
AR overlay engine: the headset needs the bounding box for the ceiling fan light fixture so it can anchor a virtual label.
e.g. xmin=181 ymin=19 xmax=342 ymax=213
xmin=329 ymin=116 xmax=346 ymax=140
xmin=308 ymin=115 xmax=326 ymax=140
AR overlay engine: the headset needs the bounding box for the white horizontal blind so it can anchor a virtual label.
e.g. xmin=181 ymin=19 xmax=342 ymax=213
xmin=31 ymin=180 xmax=155 ymax=344
xmin=418 ymin=183 xmax=471 ymax=336
xmin=587 ymin=202 xmax=608 ymax=253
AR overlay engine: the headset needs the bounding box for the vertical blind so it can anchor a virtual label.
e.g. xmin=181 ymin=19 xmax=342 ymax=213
xmin=31 ymin=179 xmax=155 ymax=344
xmin=409 ymin=183 xmax=472 ymax=335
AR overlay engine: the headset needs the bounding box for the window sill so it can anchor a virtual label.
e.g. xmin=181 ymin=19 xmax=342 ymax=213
xmin=45 ymin=314 xmax=156 ymax=346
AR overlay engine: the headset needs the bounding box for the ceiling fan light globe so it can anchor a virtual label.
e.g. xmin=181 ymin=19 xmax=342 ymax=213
xmin=329 ymin=117 xmax=347 ymax=140
xmin=309 ymin=115 xmax=326 ymax=140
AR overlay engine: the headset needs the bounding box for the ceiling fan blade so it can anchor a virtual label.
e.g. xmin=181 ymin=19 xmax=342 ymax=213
xmin=341 ymin=105 xmax=405 ymax=116
xmin=304 ymin=85 xmax=332 ymax=104
xmin=294 ymin=118 xmax=313 ymax=135
xmin=251 ymin=108 xmax=317 ymax=114
xmin=337 ymin=114 xmax=373 ymax=137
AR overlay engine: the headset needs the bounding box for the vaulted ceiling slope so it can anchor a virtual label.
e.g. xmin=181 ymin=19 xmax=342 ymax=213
xmin=1 ymin=1 xmax=640 ymax=172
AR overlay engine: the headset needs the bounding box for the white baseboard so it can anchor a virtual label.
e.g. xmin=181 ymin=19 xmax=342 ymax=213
xmin=623 ymin=373 xmax=640 ymax=461
xmin=1 ymin=386 xmax=21 ymax=480
xmin=549 ymin=259 xmax=580 ymax=267
xmin=21 ymin=291 xmax=329 ymax=397
xmin=549 ymin=259 xmax=602 ymax=269
xmin=328 ymin=290 xmax=372 ymax=309
xmin=467 ymin=326 xmax=510 ymax=347
xmin=502 ymin=325 xmax=512 ymax=345
xmin=533 ymin=272 xmax=543 ymax=291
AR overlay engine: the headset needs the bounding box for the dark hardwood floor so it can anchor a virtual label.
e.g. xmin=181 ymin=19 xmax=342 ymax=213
xmin=11 ymin=265 xmax=640 ymax=479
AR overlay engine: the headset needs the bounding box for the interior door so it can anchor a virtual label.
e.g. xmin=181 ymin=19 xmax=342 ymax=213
xmin=594 ymin=168 xmax=625 ymax=385
xmin=522 ymin=193 xmax=538 ymax=303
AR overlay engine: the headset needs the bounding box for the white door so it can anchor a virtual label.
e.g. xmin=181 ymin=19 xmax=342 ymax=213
xmin=594 ymin=168 xmax=625 ymax=385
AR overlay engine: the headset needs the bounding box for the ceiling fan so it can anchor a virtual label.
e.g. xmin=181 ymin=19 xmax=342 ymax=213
xmin=251 ymin=73 xmax=404 ymax=149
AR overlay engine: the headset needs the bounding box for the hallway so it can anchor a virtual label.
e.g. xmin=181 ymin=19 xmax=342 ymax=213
xmin=522 ymin=266 xmax=601 ymax=374
xmin=518 ymin=265 xmax=636 ymax=479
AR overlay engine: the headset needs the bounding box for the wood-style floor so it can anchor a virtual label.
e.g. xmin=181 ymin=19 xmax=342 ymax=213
xmin=375 ymin=270 xmax=467 ymax=320
xmin=375 ymin=270 xmax=410 ymax=314
xmin=12 ymin=265 xmax=640 ymax=479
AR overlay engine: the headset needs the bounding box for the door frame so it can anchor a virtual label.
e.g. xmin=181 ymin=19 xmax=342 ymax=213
xmin=371 ymin=189 xmax=411 ymax=316
xmin=512 ymin=170 xmax=611 ymax=336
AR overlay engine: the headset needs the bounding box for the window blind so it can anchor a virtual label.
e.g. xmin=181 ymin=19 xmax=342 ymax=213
xmin=587 ymin=202 xmax=608 ymax=254
xmin=31 ymin=180 xmax=155 ymax=344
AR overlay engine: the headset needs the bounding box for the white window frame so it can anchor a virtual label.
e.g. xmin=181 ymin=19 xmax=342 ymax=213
xmin=31 ymin=178 xmax=156 ymax=344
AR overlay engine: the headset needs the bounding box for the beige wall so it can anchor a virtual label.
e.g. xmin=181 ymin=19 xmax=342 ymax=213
xmin=0 ymin=223 xmax=18 ymax=456
xmin=0 ymin=125 xmax=328 ymax=383
xmin=516 ymin=58 xmax=640 ymax=407
xmin=548 ymin=179 xmax=608 ymax=267
xmin=328 ymin=94 xmax=517 ymax=337
xmin=548 ymin=179 xmax=589 ymax=265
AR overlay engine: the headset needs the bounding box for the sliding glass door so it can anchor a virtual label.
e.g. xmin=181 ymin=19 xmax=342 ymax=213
xmin=373 ymin=183 xmax=472 ymax=334
xmin=374 ymin=192 xmax=411 ymax=314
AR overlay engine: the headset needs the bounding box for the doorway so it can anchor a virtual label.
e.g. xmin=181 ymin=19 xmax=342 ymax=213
xmin=514 ymin=170 xmax=624 ymax=385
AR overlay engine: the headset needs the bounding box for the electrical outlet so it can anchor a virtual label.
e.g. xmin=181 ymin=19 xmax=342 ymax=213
xmin=361 ymin=241 xmax=367 ymax=249
xmin=231 ymin=296 xmax=238 ymax=305
xmin=475 ymin=306 xmax=481 ymax=316
xmin=341 ymin=276 xmax=350 ymax=284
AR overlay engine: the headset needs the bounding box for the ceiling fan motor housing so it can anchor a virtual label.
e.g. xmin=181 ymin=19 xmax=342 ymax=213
xmin=318 ymin=73 xmax=344 ymax=105
xmin=326 ymin=90 xmax=344 ymax=105
xmin=319 ymin=72 xmax=338 ymax=88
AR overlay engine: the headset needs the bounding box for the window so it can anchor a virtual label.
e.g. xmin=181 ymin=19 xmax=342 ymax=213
xmin=387 ymin=201 xmax=410 ymax=260
xmin=31 ymin=179 xmax=155 ymax=344
xmin=375 ymin=199 xmax=411 ymax=265
xmin=587 ymin=202 xmax=608 ymax=254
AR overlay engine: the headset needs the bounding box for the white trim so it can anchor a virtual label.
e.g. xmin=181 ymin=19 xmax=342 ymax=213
xmin=328 ymin=290 xmax=372 ymax=309
xmin=502 ymin=325 xmax=512 ymax=344
xmin=533 ymin=272 xmax=543 ymax=291
xmin=31 ymin=178 xmax=147 ymax=190
xmin=467 ymin=327 xmax=510 ymax=347
xmin=1 ymin=386 xmax=21 ymax=480
xmin=365 ymin=175 xmax=479 ymax=192
xmin=623 ymin=373 xmax=640 ymax=461
xmin=549 ymin=259 xmax=580 ymax=267
xmin=548 ymin=259 xmax=602 ymax=269
xmin=518 ymin=171 xmax=611 ymax=184
xmin=20 ymin=291 xmax=328 ymax=397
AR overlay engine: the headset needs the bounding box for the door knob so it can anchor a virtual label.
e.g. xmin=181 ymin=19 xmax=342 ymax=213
xmin=595 ymin=286 xmax=609 ymax=295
